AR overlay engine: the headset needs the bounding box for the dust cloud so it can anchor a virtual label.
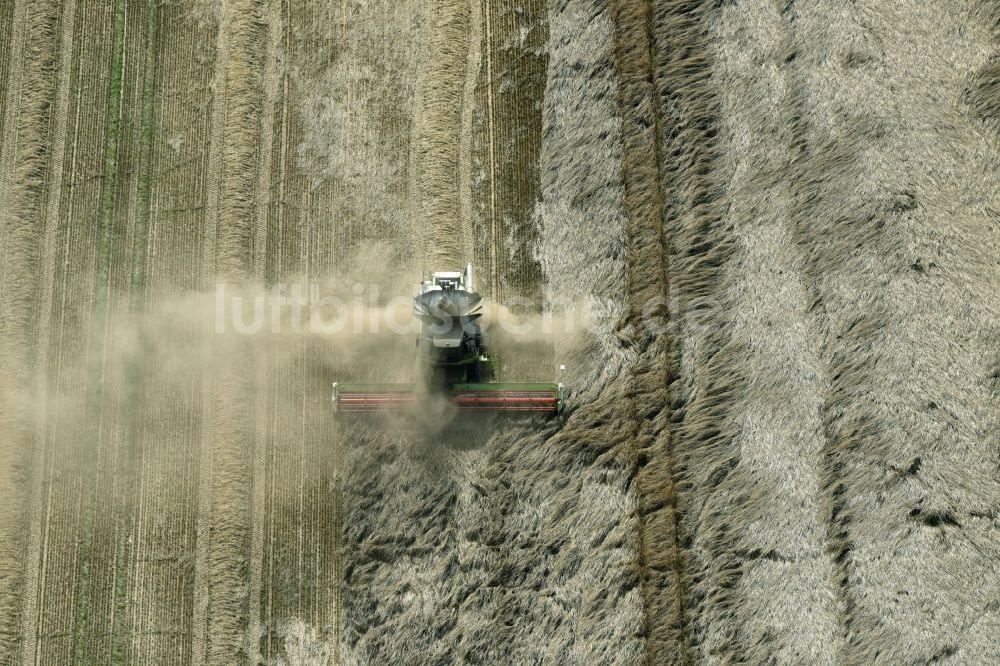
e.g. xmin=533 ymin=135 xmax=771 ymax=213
xmin=33 ymin=243 xmax=581 ymax=459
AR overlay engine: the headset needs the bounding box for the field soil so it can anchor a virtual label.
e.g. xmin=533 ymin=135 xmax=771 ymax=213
xmin=1 ymin=0 xmax=998 ymax=664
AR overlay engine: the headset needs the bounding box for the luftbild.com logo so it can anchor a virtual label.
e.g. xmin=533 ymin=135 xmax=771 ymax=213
xmin=213 ymin=282 xmax=707 ymax=339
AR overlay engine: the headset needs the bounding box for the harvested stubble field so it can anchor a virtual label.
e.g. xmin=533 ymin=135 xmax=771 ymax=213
xmin=1 ymin=0 xmax=999 ymax=664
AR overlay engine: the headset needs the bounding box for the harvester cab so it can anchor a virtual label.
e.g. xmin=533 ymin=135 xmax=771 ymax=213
xmin=414 ymin=264 xmax=493 ymax=387
xmin=332 ymin=264 xmax=564 ymax=415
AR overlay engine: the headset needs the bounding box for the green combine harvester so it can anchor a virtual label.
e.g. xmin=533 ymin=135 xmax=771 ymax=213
xmin=332 ymin=264 xmax=564 ymax=415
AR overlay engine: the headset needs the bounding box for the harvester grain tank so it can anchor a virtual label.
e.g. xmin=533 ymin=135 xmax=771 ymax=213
xmin=332 ymin=264 xmax=564 ymax=414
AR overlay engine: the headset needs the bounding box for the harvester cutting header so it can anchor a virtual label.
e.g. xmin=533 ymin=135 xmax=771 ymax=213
xmin=332 ymin=264 xmax=564 ymax=415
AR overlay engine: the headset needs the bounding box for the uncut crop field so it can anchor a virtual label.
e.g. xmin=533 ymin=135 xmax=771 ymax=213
xmin=1 ymin=1 xmax=999 ymax=665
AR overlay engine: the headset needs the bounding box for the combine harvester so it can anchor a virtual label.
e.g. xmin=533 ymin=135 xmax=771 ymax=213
xmin=332 ymin=264 xmax=564 ymax=415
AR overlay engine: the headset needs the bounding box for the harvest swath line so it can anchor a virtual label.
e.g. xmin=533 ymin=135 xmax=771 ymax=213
xmin=0 ymin=0 xmax=16 ymax=154
xmin=458 ymin=0 xmax=482 ymax=266
xmin=192 ymin=2 xmax=231 ymax=662
xmin=203 ymin=0 xmax=272 ymax=660
xmin=0 ymin=0 xmax=64 ymax=660
xmin=247 ymin=2 xmax=283 ymax=658
xmin=19 ymin=0 xmax=77 ymax=661
xmin=0 ymin=0 xmax=28 ymax=197
xmin=415 ymin=0 xmax=470 ymax=268
xmin=469 ymin=0 xmax=548 ymax=380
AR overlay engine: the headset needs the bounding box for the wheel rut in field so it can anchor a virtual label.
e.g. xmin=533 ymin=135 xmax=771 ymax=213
xmin=609 ymin=0 xmax=689 ymax=662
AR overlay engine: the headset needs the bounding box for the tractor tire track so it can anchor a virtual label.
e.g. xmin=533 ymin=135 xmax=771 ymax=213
xmin=609 ymin=0 xmax=689 ymax=662
xmin=642 ymin=0 xmax=742 ymax=661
